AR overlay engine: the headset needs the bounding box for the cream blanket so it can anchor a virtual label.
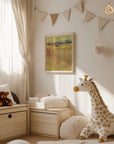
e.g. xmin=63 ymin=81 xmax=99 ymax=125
xmin=38 ymin=138 xmax=114 ymax=144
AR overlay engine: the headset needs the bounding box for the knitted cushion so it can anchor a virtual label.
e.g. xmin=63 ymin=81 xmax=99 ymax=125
xmin=60 ymin=116 xmax=89 ymax=139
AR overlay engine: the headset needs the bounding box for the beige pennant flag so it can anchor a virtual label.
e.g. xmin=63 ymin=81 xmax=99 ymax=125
xmin=40 ymin=11 xmax=47 ymax=21
xmin=62 ymin=9 xmax=71 ymax=21
xmin=98 ymin=17 xmax=109 ymax=31
xmin=83 ymin=11 xmax=95 ymax=23
xmin=74 ymin=0 xmax=84 ymax=13
xmin=50 ymin=14 xmax=59 ymax=25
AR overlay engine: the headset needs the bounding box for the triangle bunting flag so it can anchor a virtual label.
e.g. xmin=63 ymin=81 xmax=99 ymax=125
xmin=62 ymin=9 xmax=71 ymax=21
xmin=74 ymin=0 xmax=84 ymax=13
xmin=98 ymin=17 xmax=109 ymax=31
xmin=83 ymin=11 xmax=95 ymax=23
xmin=50 ymin=14 xmax=59 ymax=25
xmin=40 ymin=11 xmax=47 ymax=21
xmin=36 ymin=0 xmax=112 ymax=31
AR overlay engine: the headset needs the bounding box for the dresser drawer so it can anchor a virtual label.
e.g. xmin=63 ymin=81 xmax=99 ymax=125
xmin=0 ymin=111 xmax=26 ymax=140
xmin=31 ymin=112 xmax=58 ymax=136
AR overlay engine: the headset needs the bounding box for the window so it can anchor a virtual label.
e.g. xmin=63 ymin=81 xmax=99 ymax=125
xmin=0 ymin=0 xmax=22 ymax=75
xmin=0 ymin=0 xmax=23 ymax=101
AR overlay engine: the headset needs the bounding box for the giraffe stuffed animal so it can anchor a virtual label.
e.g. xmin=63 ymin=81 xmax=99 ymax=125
xmin=73 ymin=75 xmax=114 ymax=143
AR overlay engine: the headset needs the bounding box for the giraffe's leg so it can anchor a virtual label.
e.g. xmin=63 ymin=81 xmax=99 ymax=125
xmin=79 ymin=124 xmax=92 ymax=140
xmin=98 ymin=129 xmax=108 ymax=143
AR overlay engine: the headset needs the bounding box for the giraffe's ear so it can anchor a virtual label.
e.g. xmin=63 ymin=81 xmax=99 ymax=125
xmin=89 ymin=78 xmax=93 ymax=81
xmin=79 ymin=78 xmax=83 ymax=81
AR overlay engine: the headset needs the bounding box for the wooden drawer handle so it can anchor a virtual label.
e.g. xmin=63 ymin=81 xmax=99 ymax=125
xmin=8 ymin=114 xmax=12 ymax=118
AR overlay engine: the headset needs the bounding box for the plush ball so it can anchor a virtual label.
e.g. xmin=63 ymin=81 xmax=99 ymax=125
xmin=60 ymin=116 xmax=89 ymax=139
xmin=0 ymin=91 xmax=12 ymax=106
xmin=7 ymin=140 xmax=30 ymax=144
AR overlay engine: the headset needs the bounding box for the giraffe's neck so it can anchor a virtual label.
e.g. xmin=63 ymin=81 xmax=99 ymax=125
xmin=89 ymin=86 xmax=101 ymax=106
xmin=88 ymin=82 xmax=107 ymax=113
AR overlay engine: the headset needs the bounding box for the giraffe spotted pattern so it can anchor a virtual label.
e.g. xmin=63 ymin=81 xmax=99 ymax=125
xmin=73 ymin=75 xmax=114 ymax=143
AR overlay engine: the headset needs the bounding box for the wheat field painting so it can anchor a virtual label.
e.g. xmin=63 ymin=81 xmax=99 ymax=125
xmin=45 ymin=34 xmax=74 ymax=73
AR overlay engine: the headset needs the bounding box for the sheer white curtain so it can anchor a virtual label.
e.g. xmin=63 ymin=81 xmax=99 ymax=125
xmin=0 ymin=0 xmax=26 ymax=103
xmin=11 ymin=0 xmax=32 ymax=103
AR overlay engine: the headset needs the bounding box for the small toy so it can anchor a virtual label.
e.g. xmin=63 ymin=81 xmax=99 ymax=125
xmin=0 ymin=91 xmax=12 ymax=106
xmin=73 ymin=75 xmax=114 ymax=143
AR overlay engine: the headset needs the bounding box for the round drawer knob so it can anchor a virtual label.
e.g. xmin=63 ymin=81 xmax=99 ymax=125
xmin=8 ymin=114 xmax=12 ymax=118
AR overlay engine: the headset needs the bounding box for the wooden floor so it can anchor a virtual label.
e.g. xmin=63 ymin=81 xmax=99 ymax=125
xmin=2 ymin=134 xmax=60 ymax=144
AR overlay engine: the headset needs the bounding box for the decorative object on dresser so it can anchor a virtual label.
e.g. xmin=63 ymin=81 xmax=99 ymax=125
xmin=0 ymin=104 xmax=29 ymax=142
xmin=73 ymin=75 xmax=114 ymax=143
xmin=28 ymin=93 xmax=50 ymax=108
xmin=39 ymin=95 xmax=68 ymax=109
xmin=0 ymin=91 xmax=12 ymax=106
xmin=30 ymin=108 xmax=74 ymax=138
xmin=11 ymin=91 xmax=20 ymax=104
xmin=28 ymin=94 xmax=68 ymax=109
xmin=0 ymin=83 xmax=16 ymax=104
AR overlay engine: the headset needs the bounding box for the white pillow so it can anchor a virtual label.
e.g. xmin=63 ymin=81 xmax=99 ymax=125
xmin=60 ymin=116 xmax=89 ymax=139
xmin=40 ymin=95 xmax=68 ymax=108
xmin=0 ymin=83 xmax=16 ymax=104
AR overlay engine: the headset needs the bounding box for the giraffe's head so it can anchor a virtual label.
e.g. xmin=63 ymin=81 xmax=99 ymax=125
xmin=73 ymin=75 xmax=93 ymax=92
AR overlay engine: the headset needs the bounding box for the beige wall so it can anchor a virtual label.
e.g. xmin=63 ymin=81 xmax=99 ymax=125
xmin=30 ymin=0 xmax=114 ymax=115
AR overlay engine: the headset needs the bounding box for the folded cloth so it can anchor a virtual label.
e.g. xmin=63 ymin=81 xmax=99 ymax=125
xmin=40 ymin=95 xmax=68 ymax=108
xmin=34 ymin=93 xmax=50 ymax=101
xmin=29 ymin=97 xmax=39 ymax=101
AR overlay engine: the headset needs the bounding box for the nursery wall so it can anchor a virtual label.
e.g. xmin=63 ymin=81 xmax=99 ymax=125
xmin=30 ymin=0 xmax=114 ymax=115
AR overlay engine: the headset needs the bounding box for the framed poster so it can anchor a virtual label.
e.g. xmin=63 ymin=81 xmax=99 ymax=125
xmin=45 ymin=33 xmax=75 ymax=74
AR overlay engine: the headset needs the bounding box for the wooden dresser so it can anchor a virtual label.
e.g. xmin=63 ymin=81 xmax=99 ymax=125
xmin=30 ymin=108 xmax=74 ymax=138
xmin=0 ymin=104 xmax=29 ymax=141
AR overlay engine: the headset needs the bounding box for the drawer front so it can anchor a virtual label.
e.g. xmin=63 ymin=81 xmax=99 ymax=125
xmin=31 ymin=112 xmax=58 ymax=136
xmin=0 ymin=111 xmax=26 ymax=139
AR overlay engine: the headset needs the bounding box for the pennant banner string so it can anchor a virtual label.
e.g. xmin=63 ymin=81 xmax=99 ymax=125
xmin=34 ymin=0 xmax=114 ymax=28
xmin=34 ymin=0 xmax=84 ymax=14
xmin=34 ymin=0 xmax=84 ymax=25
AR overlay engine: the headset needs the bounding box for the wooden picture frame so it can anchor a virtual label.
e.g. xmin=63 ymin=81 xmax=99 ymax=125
xmin=45 ymin=33 xmax=75 ymax=74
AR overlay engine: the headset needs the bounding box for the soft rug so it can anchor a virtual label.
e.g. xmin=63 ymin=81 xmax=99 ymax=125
xmin=37 ymin=138 xmax=114 ymax=144
xmin=7 ymin=139 xmax=30 ymax=144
